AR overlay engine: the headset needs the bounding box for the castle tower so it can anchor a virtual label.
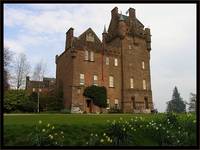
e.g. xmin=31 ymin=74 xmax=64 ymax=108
xmin=106 ymin=7 xmax=153 ymax=113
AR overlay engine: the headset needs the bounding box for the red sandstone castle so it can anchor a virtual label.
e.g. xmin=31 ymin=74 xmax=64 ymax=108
xmin=55 ymin=7 xmax=153 ymax=113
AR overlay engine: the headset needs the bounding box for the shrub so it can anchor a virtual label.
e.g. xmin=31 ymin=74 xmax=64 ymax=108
xmin=83 ymin=85 xmax=107 ymax=108
xmin=108 ymin=107 xmax=122 ymax=113
xmin=4 ymin=90 xmax=37 ymax=113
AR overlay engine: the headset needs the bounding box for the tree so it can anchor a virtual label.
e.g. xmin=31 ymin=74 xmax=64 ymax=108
xmin=4 ymin=89 xmax=37 ymax=113
xmin=32 ymin=60 xmax=47 ymax=81
xmin=166 ymin=86 xmax=186 ymax=113
xmin=3 ymin=47 xmax=13 ymax=91
xmin=12 ymin=53 xmax=30 ymax=89
xmin=188 ymin=93 xmax=196 ymax=112
xmin=83 ymin=85 xmax=107 ymax=108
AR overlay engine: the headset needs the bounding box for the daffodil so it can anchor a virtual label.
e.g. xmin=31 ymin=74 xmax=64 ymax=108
xmin=42 ymin=129 xmax=46 ymax=132
xmin=100 ymin=139 xmax=104 ymax=143
xmin=38 ymin=120 xmax=42 ymax=124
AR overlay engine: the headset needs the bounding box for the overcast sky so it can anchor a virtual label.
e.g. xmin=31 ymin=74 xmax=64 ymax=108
xmin=4 ymin=4 xmax=196 ymax=112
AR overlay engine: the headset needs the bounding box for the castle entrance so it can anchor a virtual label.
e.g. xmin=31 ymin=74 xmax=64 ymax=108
xmin=86 ymin=99 xmax=92 ymax=113
xmin=144 ymin=97 xmax=149 ymax=109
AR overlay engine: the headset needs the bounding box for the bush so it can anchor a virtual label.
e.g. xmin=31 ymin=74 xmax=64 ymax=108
xmin=83 ymin=85 xmax=107 ymax=108
xmin=60 ymin=108 xmax=71 ymax=114
xmin=108 ymin=107 xmax=122 ymax=113
xmin=4 ymin=90 xmax=37 ymax=113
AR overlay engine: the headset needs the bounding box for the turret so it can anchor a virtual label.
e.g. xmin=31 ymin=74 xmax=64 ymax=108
xmin=65 ymin=27 xmax=74 ymax=50
xmin=145 ymin=28 xmax=151 ymax=51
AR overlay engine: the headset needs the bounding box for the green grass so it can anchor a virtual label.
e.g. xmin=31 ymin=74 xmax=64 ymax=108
xmin=4 ymin=113 xmax=164 ymax=126
xmin=3 ymin=113 xmax=196 ymax=146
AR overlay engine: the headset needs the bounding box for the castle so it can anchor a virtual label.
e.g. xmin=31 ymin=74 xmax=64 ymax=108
xmin=55 ymin=7 xmax=153 ymax=113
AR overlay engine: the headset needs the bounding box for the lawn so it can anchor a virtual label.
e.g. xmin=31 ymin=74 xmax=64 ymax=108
xmin=4 ymin=113 xmax=164 ymax=125
xmin=3 ymin=113 xmax=197 ymax=146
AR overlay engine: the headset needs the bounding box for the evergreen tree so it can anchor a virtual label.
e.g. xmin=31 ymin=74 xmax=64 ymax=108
xmin=166 ymin=86 xmax=186 ymax=113
xmin=188 ymin=93 xmax=196 ymax=112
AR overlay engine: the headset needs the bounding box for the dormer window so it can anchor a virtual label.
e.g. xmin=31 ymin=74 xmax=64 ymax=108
xmin=86 ymin=33 xmax=94 ymax=42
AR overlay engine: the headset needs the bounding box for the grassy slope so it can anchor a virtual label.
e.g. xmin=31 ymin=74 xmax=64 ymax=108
xmin=4 ymin=113 xmax=164 ymax=125
xmin=3 ymin=113 xmax=196 ymax=146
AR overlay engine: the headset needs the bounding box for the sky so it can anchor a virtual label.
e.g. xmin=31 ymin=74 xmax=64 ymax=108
xmin=4 ymin=4 xmax=196 ymax=112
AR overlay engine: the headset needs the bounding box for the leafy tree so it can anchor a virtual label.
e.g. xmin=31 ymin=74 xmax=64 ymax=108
xmin=166 ymin=86 xmax=186 ymax=113
xmin=188 ymin=93 xmax=196 ymax=112
xmin=4 ymin=89 xmax=37 ymax=113
xmin=83 ymin=85 xmax=107 ymax=108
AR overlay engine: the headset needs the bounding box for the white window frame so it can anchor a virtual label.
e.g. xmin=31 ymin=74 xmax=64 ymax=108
xmin=90 ymin=51 xmax=94 ymax=61
xmin=130 ymin=78 xmax=134 ymax=89
xmin=107 ymin=99 xmax=110 ymax=109
xmin=143 ymin=80 xmax=146 ymax=90
xmin=114 ymin=58 xmax=118 ymax=66
xmin=106 ymin=57 xmax=109 ymax=65
xmin=114 ymin=99 xmax=119 ymax=109
xmin=93 ymin=75 xmax=98 ymax=86
xmin=84 ymin=50 xmax=89 ymax=60
xmin=142 ymin=61 xmax=145 ymax=69
xmin=109 ymin=76 xmax=114 ymax=87
xmin=80 ymin=74 xmax=85 ymax=85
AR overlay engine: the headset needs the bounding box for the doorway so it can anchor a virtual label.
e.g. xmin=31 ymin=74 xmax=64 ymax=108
xmin=131 ymin=96 xmax=136 ymax=110
xmin=144 ymin=97 xmax=149 ymax=109
xmin=86 ymin=99 xmax=92 ymax=113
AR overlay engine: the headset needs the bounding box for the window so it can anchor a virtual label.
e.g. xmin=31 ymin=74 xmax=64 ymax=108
xmin=142 ymin=61 xmax=145 ymax=69
xmin=93 ymin=75 xmax=98 ymax=86
xmin=114 ymin=99 xmax=119 ymax=109
xmin=106 ymin=57 xmax=109 ymax=65
xmin=109 ymin=76 xmax=114 ymax=87
xmin=107 ymin=99 xmax=110 ymax=109
xmin=84 ymin=50 xmax=89 ymax=60
xmin=80 ymin=74 xmax=85 ymax=85
xmin=114 ymin=58 xmax=118 ymax=66
xmin=143 ymin=80 xmax=146 ymax=90
xmin=86 ymin=33 xmax=94 ymax=42
xmin=90 ymin=51 xmax=94 ymax=61
xmin=130 ymin=78 xmax=134 ymax=89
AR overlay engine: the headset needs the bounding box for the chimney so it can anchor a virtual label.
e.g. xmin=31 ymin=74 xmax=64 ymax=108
xmin=65 ymin=27 xmax=74 ymax=50
xmin=26 ymin=76 xmax=30 ymax=89
xmin=128 ymin=8 xmax=136 ymax=19
xmin=102 ymin=25 xmax=107 ymax=45
xmin=111 ymin=7 xmax=118 ymax=18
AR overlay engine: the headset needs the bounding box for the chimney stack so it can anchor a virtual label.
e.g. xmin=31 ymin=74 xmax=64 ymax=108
xmin=65 ymin=27 xmax=74 ymax=50
xmin=111 ymin=7 xmax=118 ymax=18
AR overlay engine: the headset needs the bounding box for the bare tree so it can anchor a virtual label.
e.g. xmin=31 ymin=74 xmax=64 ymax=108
xmin=12 ymin=53 xmax=30 ymax=89
xmin=3 ymin=47 xmax=13 ymax=91
xmin=32 ymin=60 xmax=47 ymax=81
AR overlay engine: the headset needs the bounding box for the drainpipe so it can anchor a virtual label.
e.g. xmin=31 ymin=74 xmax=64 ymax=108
xmin=120 ymin=39 xmax=124 ymax=112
